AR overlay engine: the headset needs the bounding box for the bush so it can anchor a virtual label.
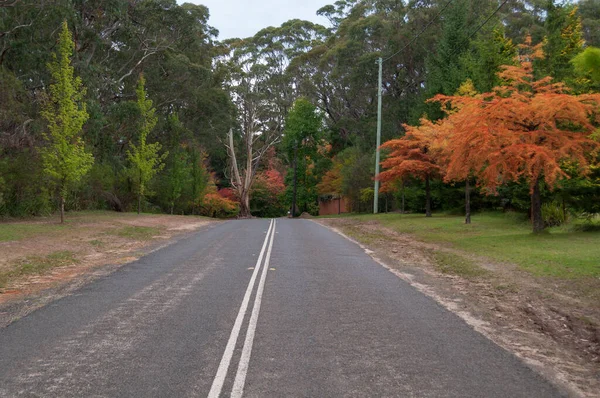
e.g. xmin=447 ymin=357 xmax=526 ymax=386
xmin=199 ymin=193 xmax=239 ymax=218
xmin=251 ymin=169 xmax=287 ymax=217
xmin=542 ymin=201 xmax=569 ymax=227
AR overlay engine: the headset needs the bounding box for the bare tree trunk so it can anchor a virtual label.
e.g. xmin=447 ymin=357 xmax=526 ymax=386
xmin=425 ymin=176 xmax=432 ymax=218
xmin=531 ymin=179 xmax=544 ymax=233
xmin=227 ymin=128 xmax=253 ymax=218
xmin=465 ymin=178 xmax=471 ymax=224
xmin=60 ymin=195 xmax=65 ymax=224
xmin=239 ymin=189 xmax=251 ymax=218
xmin=401 ymin=180 xmax=405 ymax=214
xmin=291 ymin=141 xmax=298 ymax=218
xmin=137 ymin=193 xmax=141 ymax=215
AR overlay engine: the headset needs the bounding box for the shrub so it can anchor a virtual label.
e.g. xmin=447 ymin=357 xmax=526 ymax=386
xmin=199 ymin=193 xmax=239 ymax=218
xmin=542 ymin=201 xmax=569 ymax=227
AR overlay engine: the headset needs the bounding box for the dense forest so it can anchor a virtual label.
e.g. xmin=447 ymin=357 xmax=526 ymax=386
xmin=1 ymin=0 xmax=600 ymax=232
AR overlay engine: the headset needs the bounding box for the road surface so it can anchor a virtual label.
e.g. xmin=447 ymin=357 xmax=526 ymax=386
xmin=0 ymin=219 xmax=562 ymax=397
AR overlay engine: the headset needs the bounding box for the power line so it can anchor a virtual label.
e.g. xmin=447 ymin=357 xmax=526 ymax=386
xmin=382 ymin=0 xmax=455 ymax=63
xmin=466 ymin=0 xmax=509 ymax=42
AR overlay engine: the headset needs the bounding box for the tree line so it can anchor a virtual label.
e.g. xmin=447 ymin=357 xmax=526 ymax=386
xmin=1 ymin=0 xmax=599 ymax=230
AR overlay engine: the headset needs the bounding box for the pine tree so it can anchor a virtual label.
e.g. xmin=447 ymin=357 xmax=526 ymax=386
xmin=425 ymin=0 xmax=471 ymax=98
xmin=127 ymin=74 xmax=167 ymax=214
xmin=463 ymin=28 xmax=517 ymax=92
xmin=41 ymin=21 xmax=94 ymax=224
xmin=540 ymin=3 xmax=584 ymax=83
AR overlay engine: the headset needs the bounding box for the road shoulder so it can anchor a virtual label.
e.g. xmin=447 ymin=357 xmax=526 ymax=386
xmin=0 ymin=212 xmax=218 ymax=327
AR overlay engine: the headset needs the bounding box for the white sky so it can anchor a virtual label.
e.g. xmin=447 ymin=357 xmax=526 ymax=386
xmin=177 ymin=0 xmax=331 ymax=40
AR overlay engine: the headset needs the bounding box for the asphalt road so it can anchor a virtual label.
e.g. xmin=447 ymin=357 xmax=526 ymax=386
xmin=0 ymin=219 xmax=563 ymax=397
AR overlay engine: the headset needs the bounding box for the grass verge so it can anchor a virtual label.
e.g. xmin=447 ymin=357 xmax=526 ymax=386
xmin=340 ymin=212 xmax=600 ymax=279
xmin=427 ymin=250 xmax=488 ymax=279
xmin=0 ymin=251 xmax=77 ymax=289
xmin=0 ymin=223 xmax=69 ymax=242
xmin=108 ymin=226 xmax=160 ymax=240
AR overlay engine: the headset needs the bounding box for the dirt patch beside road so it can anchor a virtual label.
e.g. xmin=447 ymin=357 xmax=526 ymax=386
xmin=319 ymin=218 xmax=600 ymax=398
xmin=0 ymin=212 xmax=215 ymax=326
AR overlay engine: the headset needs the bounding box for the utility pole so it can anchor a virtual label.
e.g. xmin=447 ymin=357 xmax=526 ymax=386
xmin=291 ymin=140 xmax=298 ymax=217
xmin=373 ymin=57 xmax=383 ymax=214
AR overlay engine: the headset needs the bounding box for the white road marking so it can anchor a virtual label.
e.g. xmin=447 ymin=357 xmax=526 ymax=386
xmin=230 ymin=220 xmax=276 ymax=398
xmin=207 ymin=219 xmax=274 ymax=398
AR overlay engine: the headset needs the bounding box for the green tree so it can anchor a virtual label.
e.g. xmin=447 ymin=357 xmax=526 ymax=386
xmin=127 ymin=74 xmax=167 ymax=214
xmin=539 ymin=2 xmax=584 ymax=83
xmin=463 ymin=28 xmax=517 ymax=92
xmin=40 ymin=21 xmax=94 ymax=224
xmin=572 ymin=46 xmax=600 ymax=91
xmin=188 ymin=147 xmax=209 ymax=214
xmin=162 ymin=149 xmax=189 ymax=215
xmin=578 ymin=0 xmax=600 ymax=47
xmin=283 ymin=98 xmax=324 ymax=215
xmin=423 ymin=0 xmax=476 ymax=120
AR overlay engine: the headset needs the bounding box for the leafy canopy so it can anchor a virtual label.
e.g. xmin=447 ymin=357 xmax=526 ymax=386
xmin=41 ymin=20 xmax=94 ymax=198
xmin=378 ymin=118 xmax=445 ymax=192
xmin=127 ymin=74 xmax=167 ymax=198
xmin=433 ymin=36 xmax=600 ymax=193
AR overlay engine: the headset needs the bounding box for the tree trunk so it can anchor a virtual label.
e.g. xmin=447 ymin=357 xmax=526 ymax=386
xmin=60 ymin=195 xmax=65 ymax=224
xmin=531 ymin=179 xmax=544 ymax=233
xmin=239 ymin=189 xmax=251 ymax=218
xmin=401 ymin=180 xmax=405 ymax=214
xmin=465 ymin=178 xmax=471 ymax=224
xmin=291 ymin=141 xmax=298 ymax=217
xmin=425 ymin=176 xmax=432 ymax=217
xmin=137 ymin=193 xmax=141 ymax=215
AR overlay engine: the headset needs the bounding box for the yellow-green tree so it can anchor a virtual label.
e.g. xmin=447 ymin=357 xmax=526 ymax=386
xmin=41 ymin=21 xmax=94 ymax=223
xmin=127 ymin=74 xmax=167 ymax=214
xmin=572 ymin=46 xmax=600 ymax=91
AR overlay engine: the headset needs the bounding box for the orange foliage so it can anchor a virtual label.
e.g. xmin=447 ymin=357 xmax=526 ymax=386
xmin=200 ymin=193 xmax=239 ymax=218
xmin=254 ymin=168 xmax=286 ymax=196
xmin=317 ymin=160 xmax=343 ymax=196
xmin=432 ymin=36 xmax=600 ymax=193
xmin=378 ymin=118 xmax=445 ymax=192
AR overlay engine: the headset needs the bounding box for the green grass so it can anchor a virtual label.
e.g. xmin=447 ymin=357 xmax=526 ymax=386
xmin=343 ymin=212 xmax=600 ymax=279
xmin=0 ymin=210 xmax=131 ymax=242
xmin=108 ymin=226 xmax=160 ymax=240
xmin=0 ymin=251 xmax=77 ymax=289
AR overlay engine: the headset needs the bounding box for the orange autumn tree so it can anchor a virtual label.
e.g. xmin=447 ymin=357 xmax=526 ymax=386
xmin=433 ymin=36 xmax=600 ymax=233
xmin=379 ymin=119 xmax=445 ymax=217
xmin=440 ymin=79 xmax=479 ymax=224
xmin=316 ymin=158 xmax=344 ymax=214
xmin=317 ymin=157 xmax=343 ymax=197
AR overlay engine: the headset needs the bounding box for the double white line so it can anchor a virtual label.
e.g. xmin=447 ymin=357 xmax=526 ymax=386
xmin=208 ymin=219 xmax=276 ymax=398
